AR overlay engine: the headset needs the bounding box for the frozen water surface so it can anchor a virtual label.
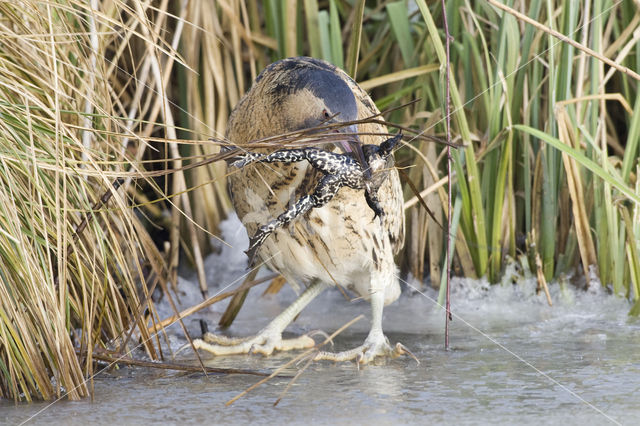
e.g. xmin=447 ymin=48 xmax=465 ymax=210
xmin=3 ymin=215 xmax=640 ymax=425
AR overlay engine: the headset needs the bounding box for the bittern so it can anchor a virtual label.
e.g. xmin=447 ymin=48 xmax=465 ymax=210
xmin=193 ymin=57 xmax=407 ymax=364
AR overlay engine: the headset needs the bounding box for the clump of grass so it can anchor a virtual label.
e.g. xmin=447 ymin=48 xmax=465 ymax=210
xmin=0 ymin=0 xmax=171 ymax=401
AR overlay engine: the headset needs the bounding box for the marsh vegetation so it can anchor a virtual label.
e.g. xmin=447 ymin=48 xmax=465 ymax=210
xmin=0 ymin=0 xmax=638 ymax=403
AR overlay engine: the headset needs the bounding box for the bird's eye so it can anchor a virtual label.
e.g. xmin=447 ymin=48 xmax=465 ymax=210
xmin=323 ymin=109 xmax=331 ymax=119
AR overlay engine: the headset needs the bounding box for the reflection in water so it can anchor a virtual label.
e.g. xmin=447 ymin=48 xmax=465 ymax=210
xmin=3 ymin=216 xmax=640 ymax=425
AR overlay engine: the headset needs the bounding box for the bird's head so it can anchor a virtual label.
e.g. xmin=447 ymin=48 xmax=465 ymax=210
xmin=263 ymin=58 xmax=367 ymax=169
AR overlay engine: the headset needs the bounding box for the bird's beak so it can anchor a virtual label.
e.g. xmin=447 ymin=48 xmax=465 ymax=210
xmin=339 ymin=125 xmax=371 ymax=179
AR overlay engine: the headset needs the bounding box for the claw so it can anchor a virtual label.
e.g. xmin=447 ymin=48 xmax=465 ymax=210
xmin=393 ymin=342 xmax=420 ymax=365
xmin=230 ymin=152 xmax=266 ymax=169
xmin=249 ymin=342 xmax=274 ymax=356
xmin=245 ymin=228 xmax=271 ymax=267
xmin=244 ymin=247 xmax=259 ymax=268
xmin=244 ymin=240 xmax=262 ymax=268
xmin=231 ymin=157 xmax=251 ymax=168
xmin=306 ymin=329 xmax=332 ymax=346
xmin=174 ymin=342 xmax=191 ymax=359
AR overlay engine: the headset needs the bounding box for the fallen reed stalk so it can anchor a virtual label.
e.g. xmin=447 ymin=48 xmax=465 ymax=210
xmin=90 ymin=353 xmax=271 ymax=377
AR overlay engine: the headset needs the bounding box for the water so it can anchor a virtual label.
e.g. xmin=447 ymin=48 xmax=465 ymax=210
xmin=2 ymin=216 xmax=640 ymax=425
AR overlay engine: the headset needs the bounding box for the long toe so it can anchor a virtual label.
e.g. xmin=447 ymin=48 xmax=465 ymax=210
xmin=313 ymin=337 xmax=416 ymax=365
xmin=176 ymin=330 xmax=316 ymax=358
xmin=202 ymin=332 xmax=253 ymax=345
xmin=191 ymin=338 xmax=256 ymax=356
xmin=174 ymin=337 xmax=255 ymax=358
xmin=252 ymin=334 xmax=316 ymax=356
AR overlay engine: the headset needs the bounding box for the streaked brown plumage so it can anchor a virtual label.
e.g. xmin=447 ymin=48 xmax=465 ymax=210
xmin=192 ymin=57 xmax=407 ymax=363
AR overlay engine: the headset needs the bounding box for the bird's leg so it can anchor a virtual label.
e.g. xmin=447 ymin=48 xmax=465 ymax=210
xmin=178 ymin=280 xmax=330 ymax=357
xmin=245 ymin=174 xmax=343 ymax=266
xmin=313 ymin=290 xmax=413 ymax=365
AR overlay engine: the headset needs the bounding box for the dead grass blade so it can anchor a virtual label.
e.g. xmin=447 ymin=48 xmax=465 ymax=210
xmin=90 ymin=352 xmax=269 ymax=377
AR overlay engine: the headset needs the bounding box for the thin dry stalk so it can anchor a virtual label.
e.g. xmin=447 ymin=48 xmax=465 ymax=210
xmin=273 ymin=353 xmax=314 ymax=406
xmin=262 ymin=275 xmax=288 ymax=295
xmin=90 ymin=353 xmax=269 ymax=376
xmin=535 ymin=251 xmax=553 ymax=306
xmin=555 ymin=107 xmax=597 ymax=278
xmin=441 ymin=0 xmax=453 ymax=350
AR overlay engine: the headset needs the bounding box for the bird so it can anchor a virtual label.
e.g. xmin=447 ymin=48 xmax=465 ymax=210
xmin=191 ymin=56 xmax=407 ymax=364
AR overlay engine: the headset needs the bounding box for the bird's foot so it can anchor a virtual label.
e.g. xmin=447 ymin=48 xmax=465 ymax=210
xmin=245 ymin=230 xmax=270 ymax=267
xmin=230 ymin=152 xmax=264 ymax=169
xmin=313 ymin=331 xmax=418 ymax=365
xmin=176 ymin=327 xmax=316 ymax=357
xmin=230 ymin=158 xmax=249 ymax=168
